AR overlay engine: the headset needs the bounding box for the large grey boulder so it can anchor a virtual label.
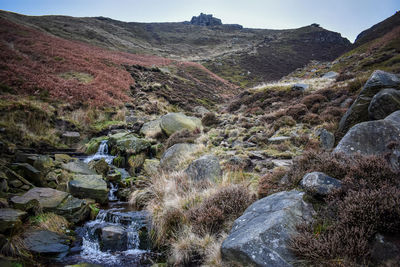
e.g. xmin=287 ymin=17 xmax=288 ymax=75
xmin=368 ymin=88 xmax=400 ymax=120
xmin=300 ymin=172 xmax=342 ymax=197
xmin=0 ymin=208 xmax=27 ymax=233
xmin=10 ymin=187 xmax=90 ymax=223
xmin=23 ymin=230 xmax=69 ymax=257
xmin=185 ymin=154 xmax=222 ymax=182
xmin=140 ymin=118 xmax=162 ymax=139
xmin=160 ymin=113 xmax=202 ymax=136
xmin=100 ymin=225 xmax=128 ymax=252
xmin=62 ymin=161 xmax=97 ymax=175
xmin=339 ymin=70 xmax=400 ymax=134
xmin=11 ymin=187 xmax=68 ymax=210
xmin=68 ymin=174 xmax=108 ymax=204
xmin=160 ymin=143 xmax=200 ymax=171
xmin=109 ymin=133 xmax=151 ymax=155
xmin=334 ymin=111 xmax=400 ymax=156
xmin=221 ymin=190 xmax=314 ymax=267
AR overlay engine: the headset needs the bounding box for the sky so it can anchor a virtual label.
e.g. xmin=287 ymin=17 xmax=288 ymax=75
xmin=0 ymin=0 xmax=399 ymax=42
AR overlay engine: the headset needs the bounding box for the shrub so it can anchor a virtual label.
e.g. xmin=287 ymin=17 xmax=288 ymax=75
xmin=272 ymin=115 xmax=296 ymax=131
xmin=289 ymin=152 xmax=400 ymax=265
xmin=164 ymin=129 xmax=200 ymax=150
xmin=201 ymin=112 xmax=220 ymax=127
xmin=188 ymin=185 xmax=254 ymax=235
xmin=301 ymin=94 xmax=328 ymax=109
xmin=286 ymin=104 xmax=308 ymax=121
xmin=257 ymin=167 xmax=287 ymax=198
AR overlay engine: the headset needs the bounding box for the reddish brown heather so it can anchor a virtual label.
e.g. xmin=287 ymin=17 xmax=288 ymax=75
xmin=0 ymin=18 xmax=234 ymax=106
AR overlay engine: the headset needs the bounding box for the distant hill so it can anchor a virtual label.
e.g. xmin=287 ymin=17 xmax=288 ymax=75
xmin=354 ymin=11 xmax=400 ymax=48
xmin=0 ymin=11 xmax=351 ymax=87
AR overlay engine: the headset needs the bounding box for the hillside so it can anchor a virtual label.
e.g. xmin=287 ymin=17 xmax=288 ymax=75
xmin=0 ymin=10 xmax=351 ymax=86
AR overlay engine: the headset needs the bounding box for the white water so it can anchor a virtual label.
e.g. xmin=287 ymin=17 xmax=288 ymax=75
xmin=108 ymin=183 xmax=118 ymax=201
xmin=80 ymin=209 xmax=148 ymax=266
xmin=84 ymin=140 xmax=115 ymax=164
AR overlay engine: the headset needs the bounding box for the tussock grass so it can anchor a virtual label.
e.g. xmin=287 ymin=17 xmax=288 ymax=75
xmin=29 ymin=213 xmax=69 ymax=235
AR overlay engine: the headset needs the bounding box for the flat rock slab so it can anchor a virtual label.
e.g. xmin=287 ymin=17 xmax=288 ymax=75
xmin=24 ymin=230 xmax=69 ymax=255
xmin=69 ymin=174 xmax=108 ymax=204
xmin=0 ymin=208 xmax=27 ymax=233
xmin=11 ymin=187 xmax=69 ymax=210
xmin=62 ymin=161 xmax=97 ymax=175
xmin=222 ymin=190 xmax=314 ymax=266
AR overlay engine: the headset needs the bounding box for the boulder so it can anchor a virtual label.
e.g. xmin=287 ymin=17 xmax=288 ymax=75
xmin=221 ymin=190 xmax=314 ymax=267
xmin=160 ymin=113 xmax=202 ymax=136
xmin=11 ymin=163 xmax=42 ymax=186
xmin=89 ymin=158 xmax=109 ymax=176
xmin=291 ymin=83 xmax=309 ymax=91
xmin=54 ymin=154 xmax=73 ymax=163
xmin=100 ymin=225 xmax=128 ymax=252
xmin=110 ymin=133 xmax=151 ymax=155
xmin=142 ymin=159 xmax=160 ymax=177
xmin=334 ymin=112 xmax=400 ymax=156
xmin=339 ymin=70 xmax=400 ymax=134
xmin=68 ymin=174 xmax=108 ymax=204
xmin=193 ymin=106 xmax=210 ymax=115
xmin=368 ymin=88 xmax=400 ymax=120
xmin=23 ymin=230 xmax=69 ymax=257
xmin=160 ymin=143 xmax=200 ymax=171
xmin=384 ymin=110 xmax=400 ymax=130
xmin=300 ymin=172 xmax=342 ymax=197
xmin=11 ymin=187 xmax=68 ymax=211
xmin=185 ymin=154 xmax=222 ymax=182
xmin=55 ymin=195 xmax=90 ymax=223
xmin=140 ymin=118 xmax=162 ymax=139
xmin=62 ymin=131 xmax=80 ymax=145
xmin=322 ymin=71 xmax=339 ymax=79
xmin=319 ymin=129 xmax=335 ymax=150
xmin=0 ymin=208 xmax=27 ymax=233
xmin=62 ymin=161 xmax=97 ymax=175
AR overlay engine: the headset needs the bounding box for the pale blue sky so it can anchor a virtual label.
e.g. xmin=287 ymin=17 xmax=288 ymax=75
xmin=0 ymin=0 xmax=399 ymax=42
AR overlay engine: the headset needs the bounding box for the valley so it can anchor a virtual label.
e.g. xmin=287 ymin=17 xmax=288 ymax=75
xmin=0 ymin=9 xmax=399 ymax=267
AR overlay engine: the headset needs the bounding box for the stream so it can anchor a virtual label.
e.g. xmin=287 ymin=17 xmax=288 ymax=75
xmin=62 ymin=141 xmax=152 ymax=267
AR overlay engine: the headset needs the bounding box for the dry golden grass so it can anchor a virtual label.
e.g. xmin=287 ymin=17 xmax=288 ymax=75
xmin=30 ymin=213 xmax=69 ymax=235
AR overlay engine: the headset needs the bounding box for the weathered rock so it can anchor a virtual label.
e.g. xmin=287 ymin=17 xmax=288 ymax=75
xmin=62 ymin=161 xmax=97 ymax=175
xmin=322 ymin=71 xmax=339 ymax=79
xmin=100 ymin=225 xmax=128 ymax=252
xmin=12 ymin=163 xmax=42 ymax=186
xmin=11 ymin=187 xmax=68 ymax=211
xmin=62 ymin=131 xmax=81 ymax=145
xmin=300 ymin=172 xmax=342 ymax=197
xmin=185 ymin=154 xmax=222 ymax=182
xmin=69 ymin=174 xmax=108 ymax=204
xmin=160 ymin=143 xmax=200 ymax=171
xmin=0 ymin=208 xmax=27 ymax=233
xmin=291 ymin=83 xmax=309 ymax=91
xmin=190 ymin=13 xmax=222 ymax=26
xmin=384 ymin=110 xmax=400 ymax=130
xmin=319 ymin=129 xmax=335 ymax=149
xmin=142 ymin=159 xmax=160 ymax=177
xmin=193 ymin=106 xmax=210 ymax=115
xmin=33 ymin=155 xmax=55 ymax=173
xmin=110 ymin=133 xmax=151 ymax=155
xmin=221 ymin=190 xmax=314 ymax=267
xmin=23 ymin=230 xmax=69 ymax=256
xmin=89 ymin=159 xmax=109 ymax=176
xmin=56 ymin=195 xmax=90 ymax=223
xmin=339 ymin=70 xmax=400 ymax=134
xmin=140 ymin=118 xmax=162 ymax=139
xmin=54 ymin=154 xmax=73 ymax=163
xmin=368 ymin=88 xmax=400 ymax=120
xmin=106 ymin=172 xmax=122 ymax=182
xmin=334 ymin=114 xmax=400 ymax=156
xmin=160 ymin=113 xmax=202 ymax=136
xmin=268 ymin=136 xmax=291 ymax=143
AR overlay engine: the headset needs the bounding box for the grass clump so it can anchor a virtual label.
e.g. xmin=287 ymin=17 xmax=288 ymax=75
xmin=29 ymin=213 xmax=69 ymax=235
xmin=164 ymin=129 xmax=200 ymax=151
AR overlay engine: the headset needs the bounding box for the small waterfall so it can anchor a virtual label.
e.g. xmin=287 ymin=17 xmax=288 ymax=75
xmin=108 ymin=183 xmax=118 ymax=202
xmin=80 ymin=209 xmax=150 ymax=266
xmin=84 ymin=140 xmax=115 ymax=164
